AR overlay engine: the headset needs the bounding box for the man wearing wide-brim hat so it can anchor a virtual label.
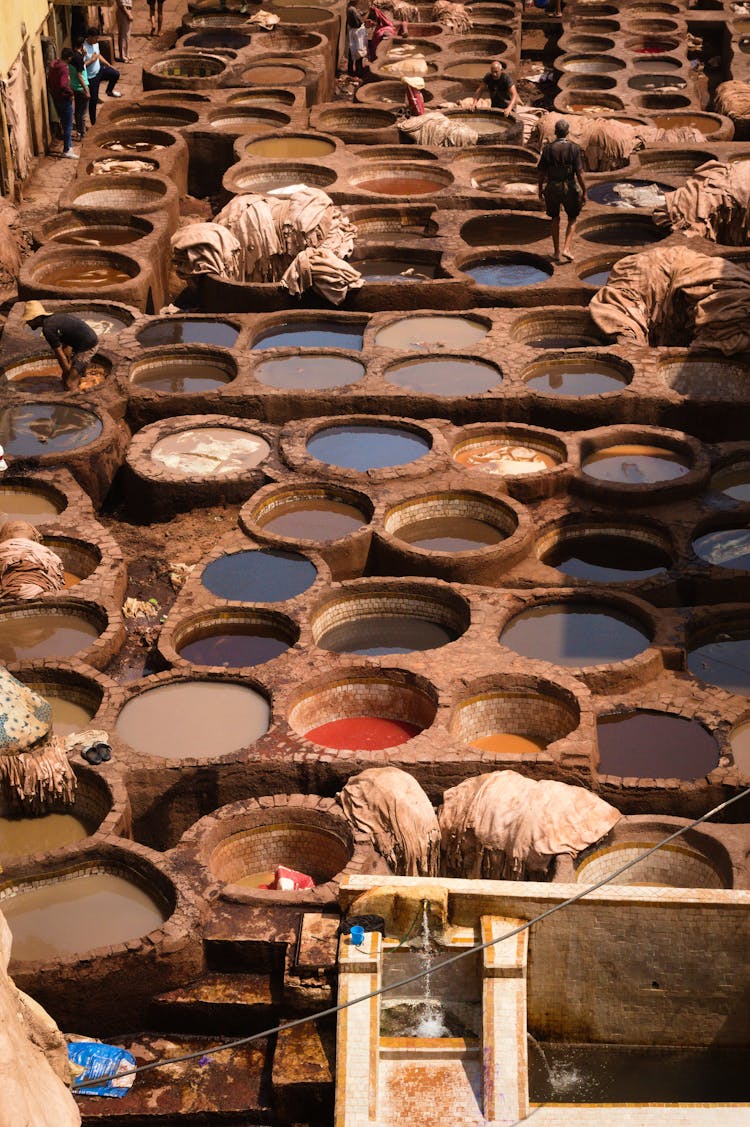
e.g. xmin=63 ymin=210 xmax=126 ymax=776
xmin=402 ymin=74 xmax=426 ymax=117
xmin=22 ymin=301 xmax=98 ymax=392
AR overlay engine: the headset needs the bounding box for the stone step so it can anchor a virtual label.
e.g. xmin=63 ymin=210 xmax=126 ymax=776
xmin=78 ymin=1032 xmax=273 ymax=1125
xmin=149 ymin=972 xmax=282 ymax=1035
xmin=272 ymin=1018 xmax=336 ymax=1126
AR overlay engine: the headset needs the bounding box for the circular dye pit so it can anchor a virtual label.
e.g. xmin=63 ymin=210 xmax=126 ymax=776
xmin=137 ymin=319 xmax=239 ymax=348
xmin=4 ymin=870 xmax=167 ymax=961
xmin=176 ymin=615 xmax=295 ymax=668
xmin=290 ymin=674 xmax=435 ymax=749
xmin=453 ymin=435 xmax=561 ymax=477
xmin=150 ymin=427 xmax=269 ymax=476
xmin=130 ymin=355 xmax=236 ymax=393
xmin=580 ymin=217 xmax=666 ymax=246
xmin=692 ymin=528 xmax=750 ymax=570
xmin=729 ymin=721 xmax=750 ymax=776
xmin=0 ymin=484 xmax=63 ymax=523
xmin=353 ymin=168 xmax=452 ymax=196
xmin=51 ymin=223 xmax=149 ymax=247
xmin=209 ymin=815 xmax=352 ymax=889
xmin=38 ymin=261 xmax=134 ymax=289
xmin=0 ymin=811 xmax=91 ymax=857
xmin=512 ymin=311 xmax=604 ymax=350
xmin=579 ymin=263 xmax=616 ymax=286
xmin=229 ymin=162 xmax=335 ymax=193
xmin=88 ymin=157 xmax=159 ymax=176
xmin=375 ymin=315 xmax=489 ymax=351
xmin=244 ymin=135 xmax=337 ymax=158
xmin=3 ymin=358 xmax=107 ymax=395
xmin=661 ymin=356 xmax=748 ymax=400
xmin=312 ymin=587 xmax=468 ymax=654
xmin=523 ymin=356 xmax=631 ymax=396
xmin=357 ymin=259 xmax=436 ymax=283
xmin=252 ymin=320 xmax=364 ymax=350
xmin=242 ymin=64 xmax=306 ymax=84
xmin=461 ymin=213 xmax=549 ymax=247
xmin=575 ymin=839 xmax=725 ymax=888
xmin=384 ymin=357 xmax=501 ymax=395
xmin=254 ymin=489 xmax=369 ymax=541
xmin=394 ymin=517 xmax=503 ymax=552
xmin=0 ymin=405 xmax=102 ymax=457
xmin=38 ymin=692 xmax=96 ymax=736
xmin=202 ymin=549 xmax=317 ymax=602
xmin=0 ymin=607 xmax=102 ymax=663
xmin=255 ymin=355 xmax=364 ymax=390
xmin=541 ymin=530 xmax=670 ymax=582
xmin=688 ymin=628 xmax=750 ymax=696
xmin=306 ymin=425 xmax=430 ymax=471
xmin=587 ymin=179 xmax=673 ymax=207
xmin=583 ymin=445 xmax=690 ymax=484
xmin=500 ymin=602 xmax=650 ymax=666
xmin=116 ymin=681 xmax=270 ymax=758
xmin=557 ymin=54 xmax=625 ymax=74
xmin=711 ymin=462 xmax=750 ymax=502
xmin=465 ymin=258 xmax=552 ymax=287
xmin=597 ymin=711 xmax=719 ymax=780
xmin=30 ymin=307 xmax=132 ymax=337
xmin=450 ymin=684 xmax=579 ymax=755
xmin=385 ymin=493 xmax=516 ymax=554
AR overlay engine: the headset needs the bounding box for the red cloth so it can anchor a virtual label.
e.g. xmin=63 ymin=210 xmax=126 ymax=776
xmin=368 ymin=6 xmax=397 ymax=58
xmin=405 ymin=87 xmax=425 ymax=116
xmin=260 ymin=866 xmax=316 ymax=891
xmin=48 ymin=59 xmax=73 ymax=103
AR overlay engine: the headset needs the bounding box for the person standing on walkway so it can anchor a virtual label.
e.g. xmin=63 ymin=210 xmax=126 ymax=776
xmin=115 ymin=0 xmax=134 ymax=62
xmin=22 ymin=303 xmax=99 ymax=391
xmin=83 ymin=26 xmax=121 ymax=125
xmin=346 ymin=2 xmax=368 ymax=79
xmin=148 ymin=0 xmax=165 ymax=36
xmin=47 ymin=50 xmax=77 ymax=159
xmin=471 ymin=59 xmax=518 ymax=117
xmin=537 ymin=118 xmax=586 ymax=263
xmin=67 ymin=48 xmax=90 ymax=141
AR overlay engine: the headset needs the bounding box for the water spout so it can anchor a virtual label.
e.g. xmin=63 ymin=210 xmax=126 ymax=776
xmin=413 ymin=899 xmax=449 ymax=1038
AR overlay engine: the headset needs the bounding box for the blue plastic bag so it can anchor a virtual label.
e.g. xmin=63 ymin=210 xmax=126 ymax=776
xmin=68 ymin=1040 xmax=136 ymax=1099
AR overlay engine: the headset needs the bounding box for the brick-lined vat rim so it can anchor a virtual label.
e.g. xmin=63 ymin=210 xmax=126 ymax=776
xmin=240 ymin=480 xmax=375 ymax=544
xmin=534 ymin=514 xmax=674 ymax=573
xmin=0 ymin=596 xmax=120 ymax=671
xmin=448 ymin=671 xmax=584 ymax=753
xmin=161 ymin=606 xmax=301 ymax=670
xmin=575 ymin=424 xmax=709 ymax=501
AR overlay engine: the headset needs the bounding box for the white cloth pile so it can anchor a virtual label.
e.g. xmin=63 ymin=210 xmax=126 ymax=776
xmin=399 ymin=109 xmax=478 ymax=146
xmin=440 ymin=771 xmax=621 ymax=881
xmin=171 ymin=189 xmax=361 ymax=304
xmin=340 ymin=767 xmax=441 ymax=877
xmin=590 ymin=244 xmax=750 ymax=355
xmin=432 ymin=0 xmax=472 ymax=32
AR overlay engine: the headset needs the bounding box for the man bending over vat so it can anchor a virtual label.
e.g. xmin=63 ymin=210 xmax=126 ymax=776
xmin=471 ymin=58 xmax=518 ymax=117
xmin=537 ymin=118 xmax=586 ymax=264
xmin=22 ymin=301 xmax=99 ymax=391
xmin=0 ymin=521 xmax=65 ymax=601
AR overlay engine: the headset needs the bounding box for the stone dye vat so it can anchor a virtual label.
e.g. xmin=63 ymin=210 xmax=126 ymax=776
xmin=452 ymin=429 xmax=566 ymax=478
xmin=0 ymin=603 xmax=105 ymax=663
xmin=311 ymin=584 xmax=469 ymax=655
xmin=384 ymin=357 xmax=501 ymax=396
xmin=450 ymin=679 xmax=580 ymax=756
xmin=137 ymin=319 xmax=240 ymax=348
xmin=583 ymin=444 xmax=690 ymax=484
xmin=500 ymin=601 xmax=651 ymax=667
xmin=597 ymin=711 xmax=720 ymax=780
xmin=252 ymin=318 xmax=365 ymax=351
xmin=523 ymin=355 xmax=632 ymax=396
xmin=289 ymin=672 xmax=436 ymax=750
xmin=688 ymin=624 xmax=750 ymax=696
xmin=692 ymin=527 xmax=750 ymax=571
xmin=0 ymin=404 xmax=102 ymax=458
xmin=202 ymin=548 xmax=317 ymax=603
xmin=116 ymin=681 xmax=270 ymax=759
xmin=173 ymin=610 xmax=297 ymax=668
xmin=150 ymin=427 xmax=269 ymax=475
xmin=130 ymin=350 xmax=237 ymax=392
xmin=3 ymin=867 xmax=168 ymax=961
xmin=249 ymin=484 xmax=371 ymax=541
xmin=0 ymin=482 xmax=64 ymax=524
xmin=374 ymin=315 xmax=490 ymax=351
xmin=539 ymin=525 xmax=672 ymax=582
xmin=306 ymin=425 xmax=431 ymax=471
xmin=255 ymin=354 xmax=364 ymax=390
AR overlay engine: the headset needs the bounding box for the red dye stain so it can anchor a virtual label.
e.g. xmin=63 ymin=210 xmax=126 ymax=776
xmin=305 ymin=716 xmax=421 ymax=750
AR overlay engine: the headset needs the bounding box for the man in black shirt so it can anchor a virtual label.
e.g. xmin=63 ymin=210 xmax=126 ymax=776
xmin=22 ymin=302 xmax=98 ymax=391
xmin=471 ymin=59 xmax=518 ymax=117
xmin=537 ymin=119 xmax=586 ymax=263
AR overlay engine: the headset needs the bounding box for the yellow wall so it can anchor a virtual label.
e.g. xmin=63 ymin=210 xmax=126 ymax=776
xmin=0 ymin=0 xmax=50 ymax=77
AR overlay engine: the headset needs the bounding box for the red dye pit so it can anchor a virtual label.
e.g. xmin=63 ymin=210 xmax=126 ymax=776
xmin=304 ymin=716 xmax=421 ymax=749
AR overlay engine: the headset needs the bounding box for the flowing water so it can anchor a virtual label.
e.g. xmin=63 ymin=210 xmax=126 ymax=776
xmin=583 ymin=444 xmax=690 ymax=483
xmin=385 ymin=357 xmax=501 ymax=395
xmin=4 ymin=872 xmax=167 ymax=961
xmin=375 ymin=315 xmax=489 ymax=351
xmin=525 ymin=359 xmax=629 ymax=396
xmin=0 ymin=612 xmax=100 ymax=663
xmin=178 ymin=627 xmax=291 ymax=667
xmin=500 ymin=603 xmax=650 ymax=666
xmin=0 ymin=405 xmax=102 ymax=457
xmin=255 ymin=355 xmax=364 ymax=390
xmin=137 ymin=320 xmax=239 ymax=348
xmin=597 ymin=711 xmax=719 ymax=779
xmin=150 ymin=428 xmax=269 ymax=476
xmin=259 ymin=499 xmax=366 ymax=540
xmin=307 ymin=426 xmax=430 ymax=470
xmin=394 ymin=516 xmax=505 ymax=552
xmin=318 ymin=615 xmax=457 ymax=654
xmin=304 ymin=716 xmax=422 ymax=749
xmin=201 ymin=549 xmax=317 ymax=602
xmin=253 ymin=322 xmax=364 ymax=350
xmin=116 ymin=681 xmax=270 ymax=758
xmin=543 ymin=534 xmax=670 ymax=581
